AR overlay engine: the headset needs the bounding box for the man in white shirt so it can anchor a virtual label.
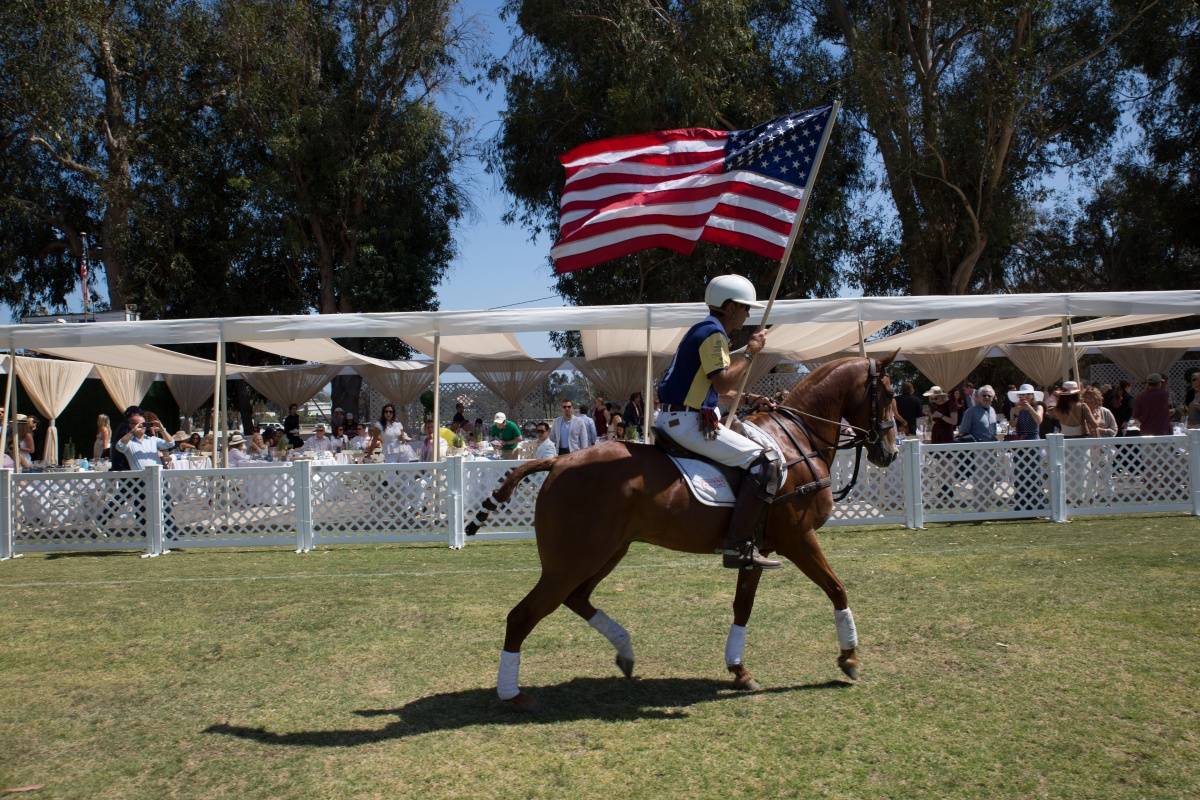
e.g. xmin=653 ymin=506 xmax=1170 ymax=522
xmin=304 ymin=424 xmax=337 ymax=453
xmin=348 ymin=423 xmax=371 ymax=451
xmin=533 ymin=422 xmax=557 ymax=459
xmin=226 ymin=433 xmax=252 ymax=467
xmin=115 ymin=414 xmax=174 ymax=470
xmin=550 ymin=399 xmax=596 ymax=454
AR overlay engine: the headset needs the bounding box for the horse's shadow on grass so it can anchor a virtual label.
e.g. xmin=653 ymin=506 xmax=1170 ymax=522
xmin=204 ymin=676 xmax=849 ymax=747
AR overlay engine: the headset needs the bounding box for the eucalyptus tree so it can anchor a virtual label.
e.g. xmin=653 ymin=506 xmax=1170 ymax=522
xmin=487 ymin=0 xmax=867 ymax=311
xmin=818 ymin=0 xmax=1163 ymax=295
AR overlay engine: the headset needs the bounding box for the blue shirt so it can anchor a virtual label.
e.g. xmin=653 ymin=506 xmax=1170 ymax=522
xmin=958 ymin=405 xmax=997 ymax=442
xmin=657 ymin=315 xmax=730 ymax=409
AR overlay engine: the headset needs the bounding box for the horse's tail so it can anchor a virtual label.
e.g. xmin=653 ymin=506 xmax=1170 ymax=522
xmin=464 ymin=458 xmax=556 ymax=536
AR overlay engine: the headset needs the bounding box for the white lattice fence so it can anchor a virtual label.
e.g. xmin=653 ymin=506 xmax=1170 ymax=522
xmin=825 ymin=449 xmax=907 ymax=526
xmin=13 ymin=471 xmax=149 ymax=552
xmin=163 ymin=466 xmax=297 ymax=548
xmin=750 ymin=371 xmax=804 ymax=399
xmin=310 ymin=462 xmax=448 ymax=544
xmin=1088 ymin=359 xmax=1199 ymax=406
xmin=1064 ymin=435 xmax=1192 ymax=515
xmin=462 ymin=460 xmax=546 ymax=539
xmin=921 ymin=439 xmax=1051 ymax=522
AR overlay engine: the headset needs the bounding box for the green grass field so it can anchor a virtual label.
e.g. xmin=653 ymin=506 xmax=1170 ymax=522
xmin=1 ymin=515 xmax=1198 ymax=799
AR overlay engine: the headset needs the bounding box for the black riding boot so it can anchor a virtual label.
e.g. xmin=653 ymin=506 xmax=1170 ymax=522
xmin=721 ymin=479 xmax=781 ymax=570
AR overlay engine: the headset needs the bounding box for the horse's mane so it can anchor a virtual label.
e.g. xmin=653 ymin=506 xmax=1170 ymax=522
xmin=782 ymin=356 xmax=860 ymax=410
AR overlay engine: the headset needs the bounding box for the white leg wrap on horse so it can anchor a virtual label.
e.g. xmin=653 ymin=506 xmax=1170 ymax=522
xmin=496 ymin=649 xmax=521 ymax=700
xmin=725 ymin=624 xmax=747 ymax=667
xmin=834 ymin=608 xmax=858 ymax=651
xmin=588 ymin=610 xmax=633 ymax=660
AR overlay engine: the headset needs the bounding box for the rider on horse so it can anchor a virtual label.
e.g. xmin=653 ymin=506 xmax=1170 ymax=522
xmin=655 ymin=274 xmax=784 ymax=570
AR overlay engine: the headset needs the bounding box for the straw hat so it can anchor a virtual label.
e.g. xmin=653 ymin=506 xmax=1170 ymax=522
xmin=172 ymin=431 xmax=191 ymax=443
xmin=1055 ymin=380 xmax=1081 ymax=396
xmin=1007 ymin=383 xmax=1044 ymax=404
xmin=227 ymin=433 xmax=245 ymax=447
xmin=922 ymin=385 xmax=948 ymax=399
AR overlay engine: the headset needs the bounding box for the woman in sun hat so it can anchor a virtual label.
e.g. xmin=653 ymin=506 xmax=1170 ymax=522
xmin=1007 ymin=383 xmax=1044 ymax=440
xmin=1048 ymin=381 xmax=1097 ymax=438
xmin=923 ymin=386 xmax=958 ymax=444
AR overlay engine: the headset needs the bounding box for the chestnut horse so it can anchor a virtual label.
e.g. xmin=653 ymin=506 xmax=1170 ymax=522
xmin=467 ymin=355 xmax=898 ymax=708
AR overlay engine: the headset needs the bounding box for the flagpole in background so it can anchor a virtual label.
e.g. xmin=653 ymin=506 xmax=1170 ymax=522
xmin=725 ymin=100 xmax=841 ymax=425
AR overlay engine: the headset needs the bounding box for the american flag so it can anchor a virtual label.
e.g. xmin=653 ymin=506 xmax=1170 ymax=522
xmin=79 ymin=234 xmax=90 ymax=308
xmin=551 ymin=106 xmax=835 ymax=274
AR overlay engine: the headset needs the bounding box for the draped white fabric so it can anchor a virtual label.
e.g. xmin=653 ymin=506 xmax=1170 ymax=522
xmin=36 ymin=343 xmax=258 ymax=375
xmin=241 ymin=366 xmax=341 ymax=410
xmin=762 ymin=321 xmax=889 ymax=360
xmin=241 ymin=338 xmax=395 ymax=368
xmin=1099 ymin=345 xmax=1187 ymax=382
xmin=1001 ymin=344 xmax=1086 ymax=387
xmin=865 ymin=317 xmax=1059 ymax=354
xmin=356 ymin=364 xmax=441 ymax=408
xmin=402 ymin=333 xmax=529 ymax=363
xmin=465 ymin=359 xmax=560 ymax=411
xmin=905 ymin=348 xmax=990 ymax=389
xmin=95 ymin=366 xmax=157 ymax=412
xmin=573 ymin=356 xmax=671 ymax=402
xmin=164 ymin=375 xmax=214 ymax=417
xmin=15 ymin=356 xmax=94 ymax=465
xmin=1008 ymin=314 xmax=1192 ymax=342
xmin=581 ymin=328 xmax=687 ymax=359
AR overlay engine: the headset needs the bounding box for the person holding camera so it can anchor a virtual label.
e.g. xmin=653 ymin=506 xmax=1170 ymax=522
xmin=1007 ymin=384 xmax=1044 ymax=440
xmin=114 ymin=413 xmax=175 ymax=470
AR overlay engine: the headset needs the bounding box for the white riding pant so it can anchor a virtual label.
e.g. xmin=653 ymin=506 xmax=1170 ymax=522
xmin=653 ymin=410 xmax=764 ymax=469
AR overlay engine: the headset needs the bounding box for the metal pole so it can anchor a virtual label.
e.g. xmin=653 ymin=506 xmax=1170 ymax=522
xmin=857 ymin=303 xmax=867 ymax=358
xmin=1 ymin=339 xmax=13 ymax=471
xmin=212 ymin=335 xmax=224 ymax=468
xmin=725 ymin=101 xmax=841 ymax=424
xmin=431 ymin=333 xmax=441 ymax=461
xmin=644 ymin=308 xmax=654 ymax=444
xmin=1059 ymin=316 xmax=1071 ymax=385
xmin=1067 ymin=318 xmax=1081 ymax=383
xmin=7 ymin=341 xmax=19 ymax=475
xmin=219 ymin=339 xmax=229 ymax=469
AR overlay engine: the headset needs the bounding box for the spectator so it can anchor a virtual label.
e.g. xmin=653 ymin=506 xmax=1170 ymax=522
xmin=996 ymin=384 xmax=1016 ymax=420
xmin=1106 ymin=380 xmax=1134 ymax=431
xmin=305 ymin=424 xmax=337 ymax=453
xmin=331 ymin=407 xmax=345 ymax=432
xmin=473 ymin=417 xmax=485 ymax=443
xmin=551 ymin=399 xmax=595 ymax=454
xmin=329 ymin=424 xmax=348 ymax=452
xmin=226 ymin=433 xmax=252 ymax=467
xmin=1186 ymin=371 xmax=1198 ymax=407
xmin=452 ymin=402 xmax=468 ymax=426
xmin=93 ymin=413 xmax=111 ymax=460
xmin=365 ymin=424 xmax=383 ymax=458
xmin=623 ymin=392 xmax=644 ymax=439
xmin=248 ymin=431 xmax=269 ymax=458
xmin=533 ymin=422 xmax=557 ymax=459
xmin=284 ymin=403 xmax=303 ymax=448
xmin=1132 ymin=373 xmax=1171 ymax=436
xmin=378 ymin=404 xmax=407 ymax=462
xmin=489 ymin=412 xmax=523 ymax=460
xmin=924 ymin=386 xmax=958 ymax=444
xmin=15 ymin=415 xmax=35 ymax=469
xmin=957 ymin=385 xmax=998 ymax=442
xmin=1006 ymin=384 xmax=1044 ymax=440
xmin=592 ymin=396 xmax=609 ymax=438
xmin=961 ymin=382 xmax=976 ymax=408
xmin=114 ymin=413 xmax=174 ymax=470
xmin=893 ymin=382 xmax=922 ymax=436
xmin=1083 ymin=388 xmax=1118 ymax=436
xmin=606 ymin=412 xmax=625 ymax=441
xmin=1186 ymin=375 xmax=1200 ymax=429
xmin=1048 ymin=381 xmax=1098 ymax=438
xmin=108 ymin=405 xmax=143 ymax=471
xmin=348 ymin=423 xmax=371 ymax=451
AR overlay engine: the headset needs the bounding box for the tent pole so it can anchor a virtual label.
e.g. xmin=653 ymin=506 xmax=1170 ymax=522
xmin=432 ymin=333 xmax=441 ymax=461
xmin=1060 ymin=316 xmax=1071 ymax=385
xmin=219 ymin=338 xmax=229 ymax=468
xmin=644 ymin=308 xmax=654 ymax=444
xmin=2 ymin=338 xmax=14 ymax=473
xmin=857 ymin=303 xmax=867 ymax=357
xmin=1067 ymin=318 xmax=1080 ymax=383
xmin=212 ymin=334 xmax=224 ymax=468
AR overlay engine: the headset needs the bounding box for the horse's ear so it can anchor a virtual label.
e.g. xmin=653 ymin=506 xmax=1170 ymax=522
xmin=877 ymin=349 xmax=900 ymax=368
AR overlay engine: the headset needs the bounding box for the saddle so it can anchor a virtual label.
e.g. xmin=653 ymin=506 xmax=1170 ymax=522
xmin=653 ymin=426 xmax=745 ymax=497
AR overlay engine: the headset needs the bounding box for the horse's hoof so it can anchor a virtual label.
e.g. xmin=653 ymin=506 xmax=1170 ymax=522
xmin=728 ymin=665 xmax=762 ymax=692
xmin=500 ymin=692 xmax=538 ymax=713
xmin=615 ymin=654 xmax=635 ymax=679
xmin=837 ymin=653 xmax=860 ymax=681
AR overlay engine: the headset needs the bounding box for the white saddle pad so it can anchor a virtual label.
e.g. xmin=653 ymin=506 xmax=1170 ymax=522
xmin=667 ymin=421 xmax=786 ymax=508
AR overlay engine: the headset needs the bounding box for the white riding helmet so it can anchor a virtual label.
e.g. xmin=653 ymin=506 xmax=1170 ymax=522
xmin=704 ymin=274 xmax=765 ymax=309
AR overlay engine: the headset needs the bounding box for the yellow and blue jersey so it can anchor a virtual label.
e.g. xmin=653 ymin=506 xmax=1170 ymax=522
xmin=657 ymin=315 xmax=731 ymax=410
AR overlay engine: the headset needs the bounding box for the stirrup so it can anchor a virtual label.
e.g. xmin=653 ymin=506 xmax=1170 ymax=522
xmin=722 ymin=542 xmax=781 ymax=570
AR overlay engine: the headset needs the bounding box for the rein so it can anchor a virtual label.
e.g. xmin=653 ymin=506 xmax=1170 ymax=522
xmin=763 ymin=358 xmax=894 ymax=502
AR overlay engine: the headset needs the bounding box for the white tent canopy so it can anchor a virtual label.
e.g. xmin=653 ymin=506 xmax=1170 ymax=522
xmin=1008 ymin=314 xmax=1193 ymax=342
xmin=95 ymin=366 xmax=157 ymax=414
xmin=242 ymin=338 xmax=396 ymax=369
xmin=1001 ymin=344 xmax=1088 ymax=387
xmin=402 ymin=333 xmax=529 ymax=363
xmin=3 ymin=291 xmax=1197 ymax=349
xmin=241 ymin=366 xmax=343 ymax=411
xmin=864 ymin=317 xmax=1061 ymax=355
xmin=765 ymin=320 xmax=890 ymax=360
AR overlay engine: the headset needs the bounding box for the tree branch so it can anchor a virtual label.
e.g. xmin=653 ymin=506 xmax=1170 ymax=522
xmin=26 ymin=135 xmax=102 ymax=181
xmin=1043 ymin=0 xmax=1160 ymax=86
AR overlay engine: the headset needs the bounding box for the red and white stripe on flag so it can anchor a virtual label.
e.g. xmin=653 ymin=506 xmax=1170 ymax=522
xmin=550 ymin=124 xmax=806 ymax=274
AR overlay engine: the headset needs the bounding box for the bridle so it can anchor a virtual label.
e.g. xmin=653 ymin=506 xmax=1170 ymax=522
xmin=764 ymin=358 xmax=895 ymax=501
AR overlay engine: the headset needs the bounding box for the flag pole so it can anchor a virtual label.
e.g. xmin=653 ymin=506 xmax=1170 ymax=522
xmin=725 ymin=100 xmax=841 ymax=425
